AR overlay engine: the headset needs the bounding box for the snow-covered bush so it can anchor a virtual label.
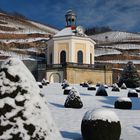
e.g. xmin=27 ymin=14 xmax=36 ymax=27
xmin=96 ymin=84 xmax=108 ymax=96
xmin=41 ymin=78 xmax=49 ymax=85
xmin=62 ymin=80 xmax=69 ymax=89
xmin=88 ymin=84 xmax=96 ymax=90
xmin=121 ymin=83 xmax=127 ymax=89
xmin=114 ymin=97 xmax=132 ymax=109
xmin=135 ymin=87 xmax=140 ymax=92
xmin=37 ymin=82 xmax=43 ymax=88
xmin=62 ymin=84 xmax=69 ymax=89
xmin=81 ymin=108 xmax=121 ymax=140
xmin=63 ymin=86 xmax=73 ymax=95
xmin=112 ymin=83 xmax=120 ymax=92
xmin=96 ymin=82 xmax=101 ymax=87
xmin=61 ymin=79 xmax=68 ymax=86
xmin=128 ymin=89 xmax=138 ymax=97
xmin=64 ymin=88 xmax=83 ymax=108
xmin=0 ymin=58 xmax=62 ymax=140
xmin=82 ymin=82 xmax=89 ymax=87
xmin=104 ymin=84 xmax=108 ymax=88
xmin=80 ymin=82 xmax=84 ymax=86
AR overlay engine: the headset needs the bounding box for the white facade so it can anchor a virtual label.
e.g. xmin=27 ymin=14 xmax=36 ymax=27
xmin=47 ymin=27 xmax=96 ymax=65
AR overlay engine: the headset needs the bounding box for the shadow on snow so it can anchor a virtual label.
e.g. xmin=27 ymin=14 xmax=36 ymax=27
xmin=60 ymin=131 xmax=83 ymax=140
xmin=133 ymin=126 xmax=140 ymax=131
xmin=49 ymin=102 xmax=64 ymax=108
xmin=80 ymin=93 xmax=93 ymax=96
xmin=99 ymin=96 xmax=140 ymax=110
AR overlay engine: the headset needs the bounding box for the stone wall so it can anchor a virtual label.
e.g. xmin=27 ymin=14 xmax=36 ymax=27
xmin=65 ymin=67 xmax=112 ymax=85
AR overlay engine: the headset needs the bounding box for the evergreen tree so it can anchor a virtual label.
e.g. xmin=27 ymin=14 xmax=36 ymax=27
xmin=118 ymin=61 xmax=140 ymax=88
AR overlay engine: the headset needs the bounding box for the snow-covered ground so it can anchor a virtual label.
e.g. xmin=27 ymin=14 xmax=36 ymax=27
xmin=95 ymin=60 xmax=140 ymax=64
xmin=0 ymin=12 xmax=59 ymax=35
xmin=29 ymin=21 xmax=59 ymax=35
xmin=91 ymin=31 xmax=140 ymax=42
xmin=0 ymin=37 xmax=49 ymax=43
xmin=0 ymin=50 xmax=30 ymax=59
xmin=95 ymin=48 xmax=121 ymax=56
xmin=97 ymin=44 xmax=140 ymax=50
xmin=42 ymin=83 xmax=140 ymax=140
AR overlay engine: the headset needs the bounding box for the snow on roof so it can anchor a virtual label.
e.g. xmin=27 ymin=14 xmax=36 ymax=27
xmin=82 ymin=108 xmax=120 ymax=123
xmin=0 ymin=57 xmax=63 ymax=140
xmin=54 ymin=27 xmax=75 ymax=37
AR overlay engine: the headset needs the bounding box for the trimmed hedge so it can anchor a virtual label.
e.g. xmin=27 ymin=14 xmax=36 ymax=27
xmin=114 ymin=98 xmax=132 ymax=109
xmin=81 ymin=109 xmax=121 ymax=140
xmin=64 ymin=89 xmax=83 ymax=108
xmin=96 ymin=85 xmax=108 ymax=96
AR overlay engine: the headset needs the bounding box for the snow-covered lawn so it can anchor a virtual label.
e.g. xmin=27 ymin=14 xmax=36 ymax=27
xmin=42 ymin=83 xmax=140 ymax=140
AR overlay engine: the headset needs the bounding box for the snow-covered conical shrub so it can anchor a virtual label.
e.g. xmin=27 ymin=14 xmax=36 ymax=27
xmin=0 ymin=58 xmax=62 ymax=140
xmin=64 ymin=88 xmax=83 ymax=108
xmin=96 ymin=84 xmax=108 ymax=96
xmin=81 ymin=108 xmax=121 ymax=140
xmin=62 ymin=81 xmax=69 ymax=89
xmin=112 ymin=83 xmax=120 ymax=92
xmin=121 ymin=83 xmax=127 ymax=89
xmin=128 ymin=89 xmax=138 ymax=97
xmin=114 ymin=97 xmax=132 ymax=109
xmin=63 ymin=86 xmax=73 ymax=95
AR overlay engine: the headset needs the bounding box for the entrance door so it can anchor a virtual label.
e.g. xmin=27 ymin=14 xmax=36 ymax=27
xmin=50 ymin=73 xmax=61 ymax=83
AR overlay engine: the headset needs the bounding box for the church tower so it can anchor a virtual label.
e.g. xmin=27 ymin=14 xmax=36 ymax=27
xmin=65 ymin=9 xmax=76 ymax=27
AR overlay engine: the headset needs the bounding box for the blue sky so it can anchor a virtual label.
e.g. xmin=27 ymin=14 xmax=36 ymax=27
xmin=0 ymin=0 xmax=140 ymax=32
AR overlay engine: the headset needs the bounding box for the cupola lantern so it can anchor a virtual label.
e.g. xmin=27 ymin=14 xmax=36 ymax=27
xmin=65 ymin=9 xmax=76 ymax=27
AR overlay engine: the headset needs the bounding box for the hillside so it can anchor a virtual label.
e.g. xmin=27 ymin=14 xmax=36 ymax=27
xmin=0 ymin=12 xmax=59 ymax=60
xmin=91 ymin=31 xmax=140 ymax=67
xmin=0 ymin=12 xmax=59 ymax=35
xmin=91 ymin=31 xmax=140 ymax=43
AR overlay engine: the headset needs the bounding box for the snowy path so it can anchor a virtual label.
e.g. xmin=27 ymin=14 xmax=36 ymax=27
xmin=41 ymin=83 xmax=140 ymax=140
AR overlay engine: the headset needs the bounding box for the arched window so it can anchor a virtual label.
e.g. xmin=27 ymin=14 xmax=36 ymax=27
xmin=60 ymin=51 xmax=66 ymax=64
xmin=90 ymin=53 xmax=92 ymax=64
xmin=77 ymin=50 xmax=83 ymax=64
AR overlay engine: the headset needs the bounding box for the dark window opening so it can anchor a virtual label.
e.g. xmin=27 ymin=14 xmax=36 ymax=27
xmin=60 ymin=51 xmax=66 ymax=64
xmin=77 ymin=50 xmax=83 ymax=64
